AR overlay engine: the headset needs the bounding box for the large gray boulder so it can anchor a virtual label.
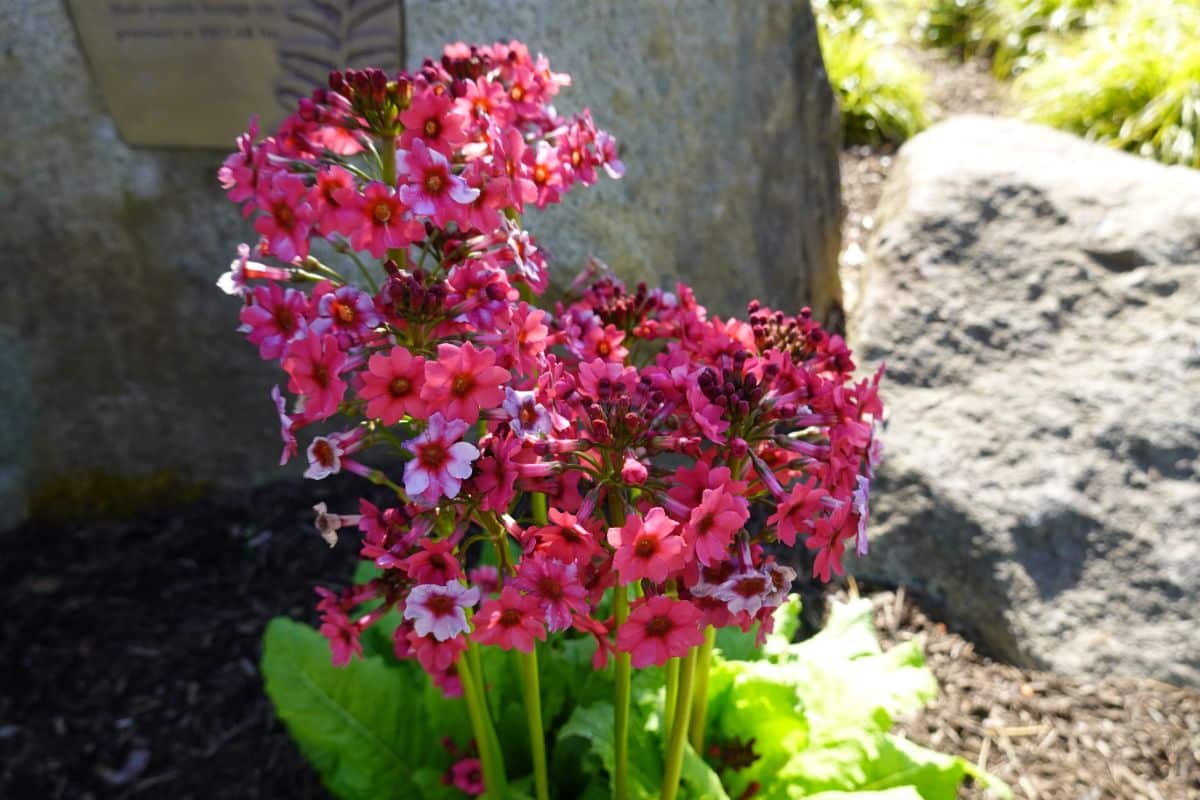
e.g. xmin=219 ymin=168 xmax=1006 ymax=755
xmin=407 ymin=0 xmax=844 ymax=323
xmin=0 ymin=0 xmax=841 ymax=530
xmin=853 ymin=115 xmax=1200 ymax=686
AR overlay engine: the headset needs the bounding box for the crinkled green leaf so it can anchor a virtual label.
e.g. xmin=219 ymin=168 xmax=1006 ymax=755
xmin=261 ymin=617 xmax=468 ymax=799
xmin=802 ymin=789 xmax=926 ymax=800
xmin=779 ymin=733 xmax=965 ymax=799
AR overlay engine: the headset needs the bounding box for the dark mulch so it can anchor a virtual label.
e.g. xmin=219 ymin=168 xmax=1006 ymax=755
xmin=0 ymin=477 xmax=381 ymax=800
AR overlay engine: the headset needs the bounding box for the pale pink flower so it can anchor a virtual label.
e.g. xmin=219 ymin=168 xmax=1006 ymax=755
xmin=715 ymin=568 xmax=772 ymax=616
xmin=403 ymin=581 xmax=480 ymax=641
xmin=311 ymin=502 xmax=361 ymax=548
xmin=402 ymin=413 xmax=480 ymax=503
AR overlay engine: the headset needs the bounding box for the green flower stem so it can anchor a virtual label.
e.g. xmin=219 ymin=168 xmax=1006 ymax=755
xmin=456 ymin=651 xmax=506 ymax=799
xmin=664 ymin=656 xmax=681 ymax=742
xmin=688 ymin=625 xmax=717 ymax=753
xmin=380 ymin=133 xmax=397 ymax=185
xmin=378 ymin=133 xmax=408 ymax=269
xmin=518 ymin=646 xmax=550 ymax=800
xmin=531 ymin=491 xmax=549 ymax=525
xmin=661 ymin=647 xmax=697 ymax=800
xmin=607 ymin=489 xmax=632 ymax=800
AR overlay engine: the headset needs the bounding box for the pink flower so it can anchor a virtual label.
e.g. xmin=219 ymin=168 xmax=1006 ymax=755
xmin=239 ymin=283 xmax=309 ymax=360
xmin=398 ymin=139 xmax=479 ymax=227
xmin=620 ymin=454 xmax=648 ymax=486
xmin=449 ymin=757 xmax=485 ymax=796
xmin=607 ymin=507 xmax=686 ymax=585
xmin=334 ymin=180 xmax=424 ymax=258
xmin=311 ymin=165 xmax=355 ymax=232
xmin=217 ymin=242 xmax=291 ymax=296
xmin=403 ymin=581 xmax=480 ymax=641
xmin=532 ymin=508 xmax=600 ymax=563
xmin=471 ymin=587 xmax=546 ymax=652
xmin=402 ymin=413 xmax=480 ymax=503
xmin=527 ymin=140 xmax=564 ymax=209
xmin=514 ymin=555 xmax=588 ymax=632
xmin=316 ymin=587 xmax=363 ymax=666
xmin=359 ymin=346 xmax=429 ymax=424
xmin=271 ymin=385 xmax=299 ymax=465
xmin=408 ymin=628 xmax=468 ymax=675
xmin=685 ymin=487 xmax=750 ymax=566
xmin=616 ymin=596 xmax=705 ymax=668
xmin=400 ymin=88 xmax=469 ymax=155
xmin=402 ymin=538 xmax=464 ymax=584
xmin=283 ymin=334 xmax=350 ymax=420
xmin=581 ymin=324 xmax=628 ymax=363
xmin=254 ymin=172 xmax=314 ymax=262
xmin=766 ymin=477 xmax=828 ymax=546
xmin=312 ymin=285 xmax=381 ymax=346
xmin=421 ymin=342 xmax=510 ymax=424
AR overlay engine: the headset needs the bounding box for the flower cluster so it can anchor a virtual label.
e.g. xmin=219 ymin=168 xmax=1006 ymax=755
xmin=218 ymin=43 xmax=883 ymax=703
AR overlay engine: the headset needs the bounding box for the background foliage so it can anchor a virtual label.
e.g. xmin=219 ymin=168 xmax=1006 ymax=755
xmin=815 ymin=0 xmax=1199 ymax=168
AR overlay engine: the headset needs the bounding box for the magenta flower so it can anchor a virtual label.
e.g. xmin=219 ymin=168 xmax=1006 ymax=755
xmin=313 ymin=285 xmax=381 ymax=346
xmin=421 ymin=342 xmax=510 ymax=424
xmin=239 ymin=283 xmax=309 ymax=360
xmin=254 ymin=172 xmax=314 ymax=262
xmin=359 ymin=346 xmax=429 ymax=424
xmin=398 ymin=139 xmax=479 ymax=227
xmin=766 ymin=477 xmax=828 ymax=547
xmin=403 ymin=581 xmax=480 ymax=642
xmin=616 ymin=596 xmax=706 ymax=669
xmin=402 ymin=413 xmax=480 ymax=504
xmin=283 ymin=334 xmax=350 ymax=420
xmin=334 ymin=181 xmax=424 ymax=259
xmin=449 ymin=757 xmax=485 ymax=797
xmin=607 ymin=507 xmax=686 ymax=585
xmin=402 ymin=538 xmax=463 ymax=585
xmin=471 ymin=586 xmax=547 ymax=653
xmin=514 ymin=555 xmax=588 ymax=632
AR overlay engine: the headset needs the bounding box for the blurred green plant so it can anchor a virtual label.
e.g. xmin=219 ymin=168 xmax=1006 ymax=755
xmin=815 ymin=0 xmax=931 ymax=146
xmin=907 ymin=0 xmax=1110 ymax=76
xmin=1016 ymin=0 xmax=1200 ymax=167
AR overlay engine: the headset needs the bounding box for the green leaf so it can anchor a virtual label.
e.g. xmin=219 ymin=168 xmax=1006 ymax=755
xmin=779 ymin=734 xmax=966 ymax=800
xmin=261 ymin=617 xmax=470 ymax=800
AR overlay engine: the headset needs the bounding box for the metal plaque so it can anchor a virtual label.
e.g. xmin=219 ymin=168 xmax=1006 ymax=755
xmin=68 ymin=1 xmax=403 ymax=149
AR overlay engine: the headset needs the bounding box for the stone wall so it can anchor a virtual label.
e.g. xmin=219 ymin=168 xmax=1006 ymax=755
xmin=0 ymin=0 xmax=841 ymax=530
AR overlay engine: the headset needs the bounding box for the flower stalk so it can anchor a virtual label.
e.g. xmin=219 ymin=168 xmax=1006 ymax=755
xmin=688 ymin=625 xmax=717 ymax=753
xmin=661 ymin=646 xmax=697 ymax=800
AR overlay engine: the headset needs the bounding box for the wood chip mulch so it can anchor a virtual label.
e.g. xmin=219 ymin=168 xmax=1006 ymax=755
xmin=855 ymin=586 xmax=1200 ymax=800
